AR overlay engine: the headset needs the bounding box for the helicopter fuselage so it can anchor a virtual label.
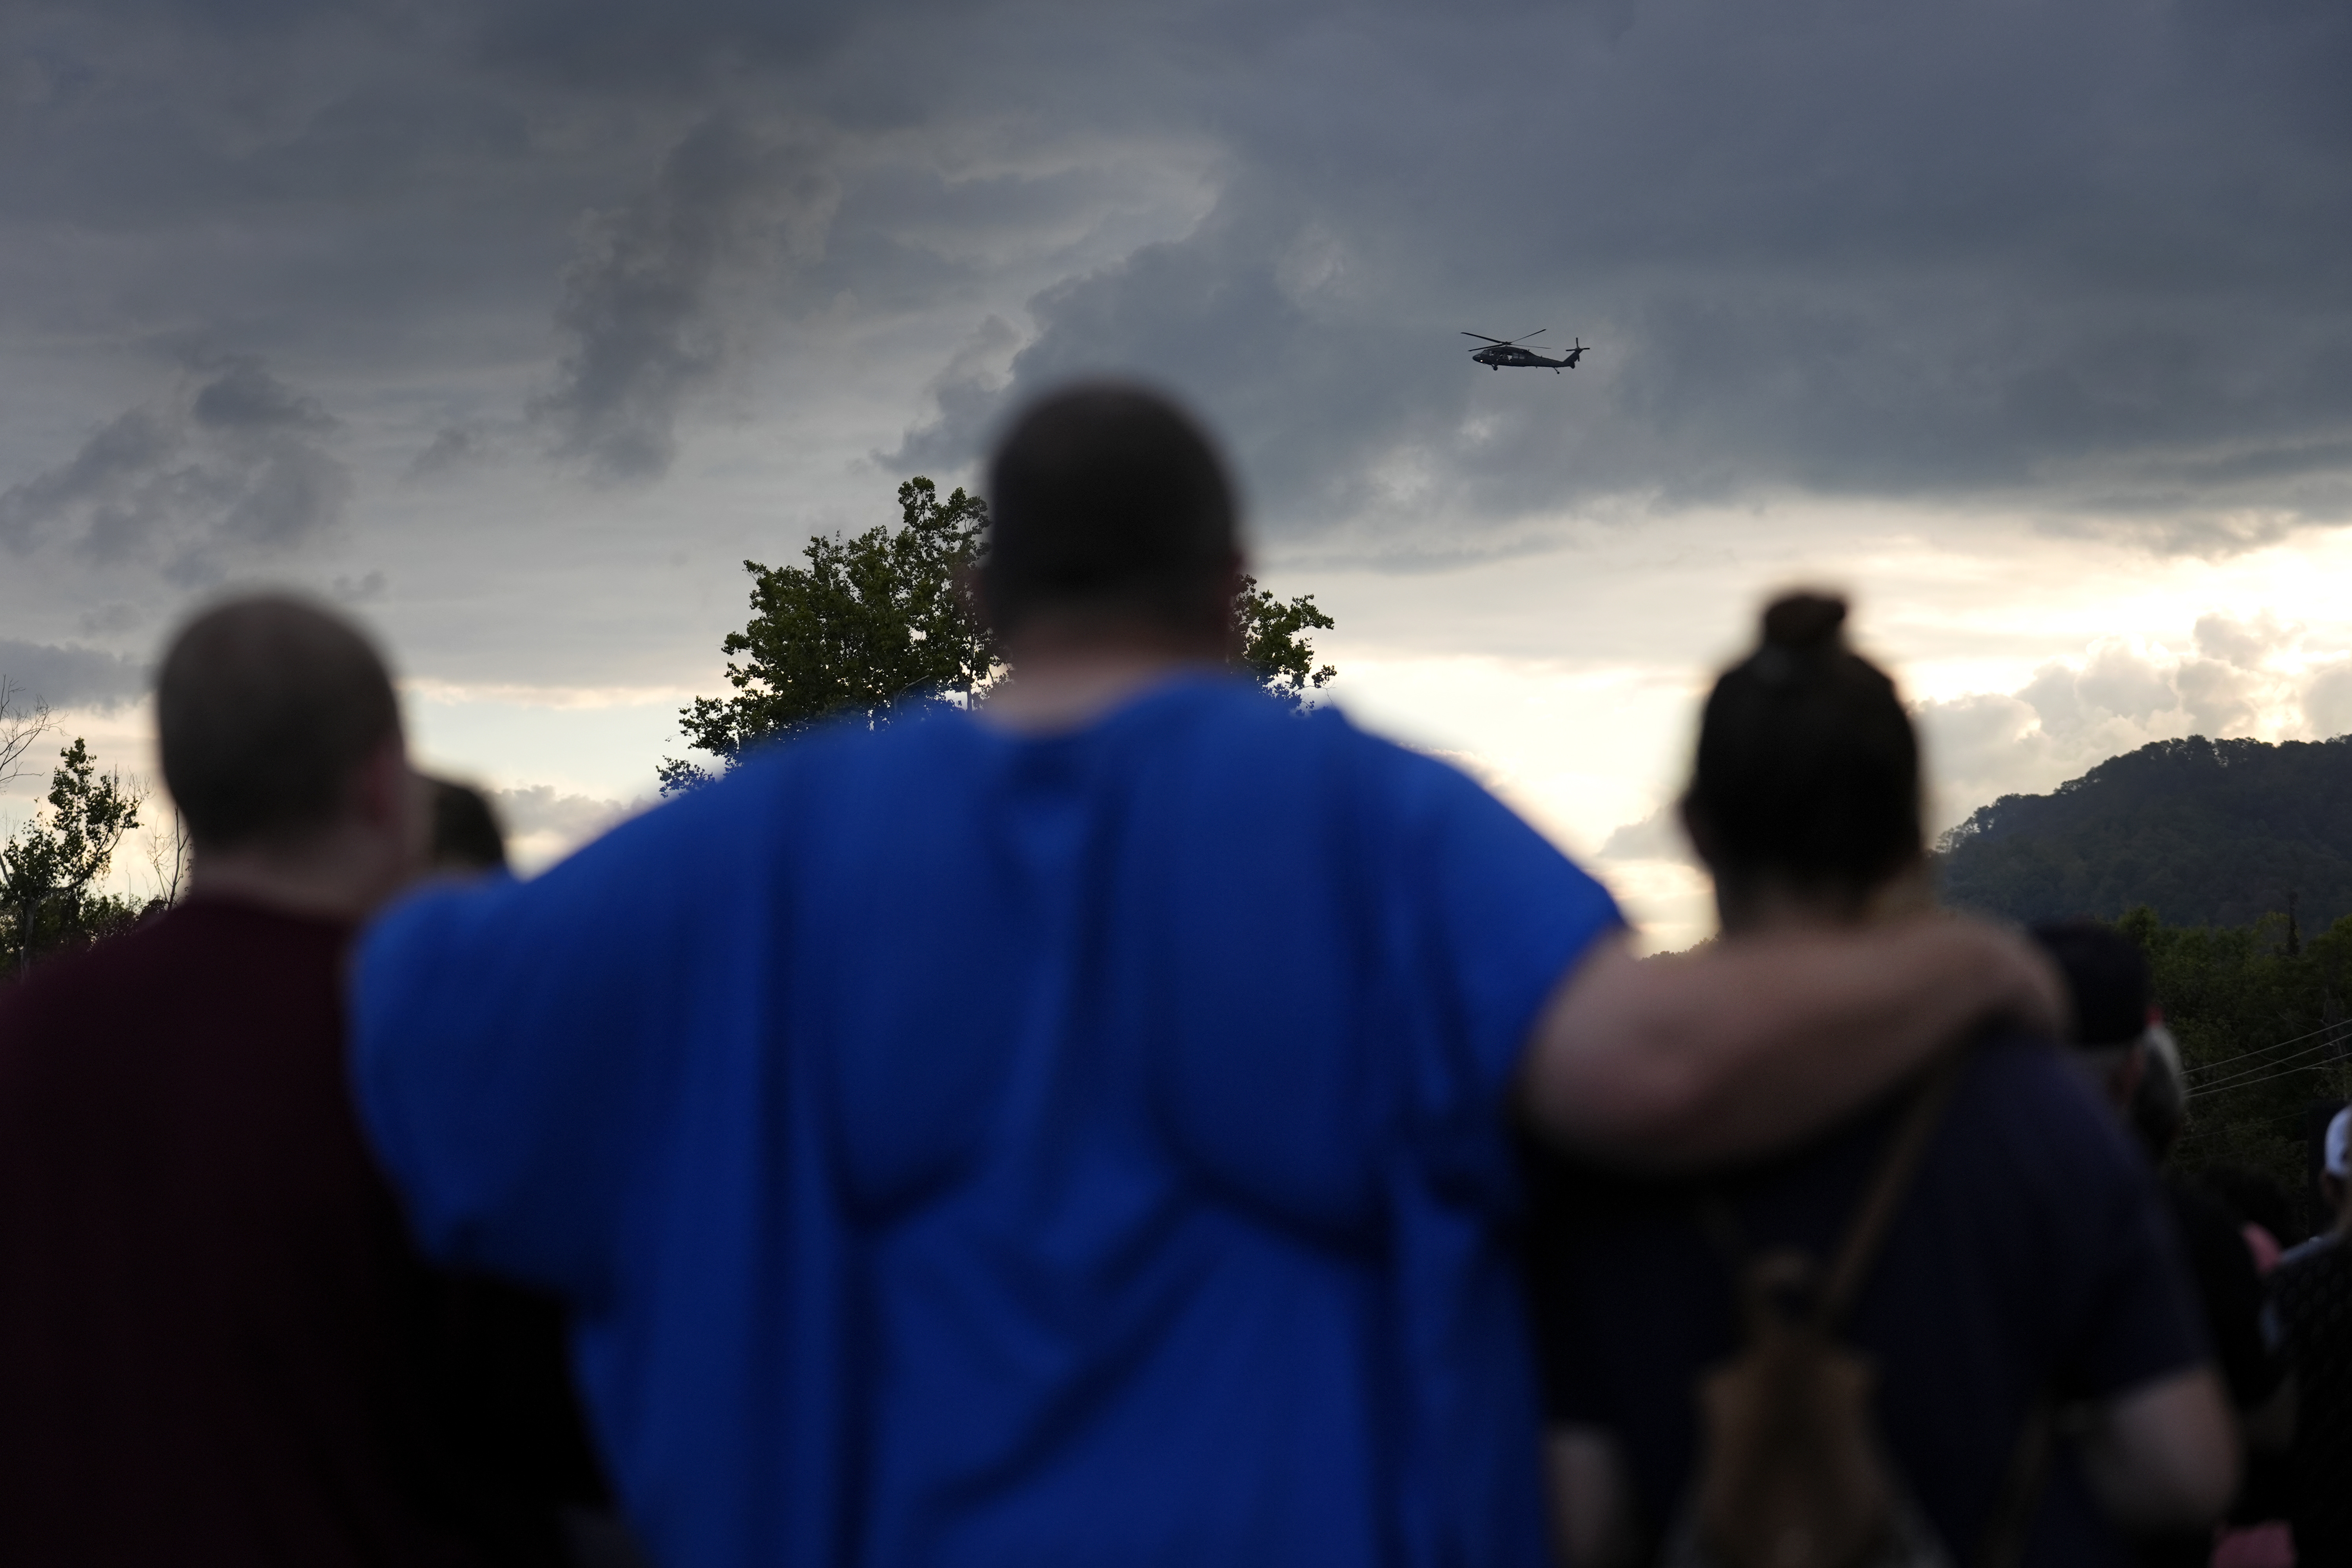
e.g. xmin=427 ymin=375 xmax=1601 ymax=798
xmin=1470 ymin=345 xmax=1583 ymax=370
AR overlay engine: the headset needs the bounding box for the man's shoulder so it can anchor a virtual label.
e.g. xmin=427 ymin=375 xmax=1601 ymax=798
xmin=5 ymin=902 xmax=341 ymax=1034
xmin=1956 ymin=1032 xmax=2111 ymax=1131
xmin=1065 ymin=676 xmax=1380 ymax=762
xmin=1938 ymin=1032 xmax=2152 ymax=1198
xmin=1135 ymin=686 xmax=1555 ymax=861
xmin=733 ymin=678 xmax=1419 ymax=789
xmin=672 ymin=680 xmax=1528 ymax=889
xmin=0 ymin=915 xmax=167 ymax=1025
xmin=0 ymin=925 xmax=183 ymax=1102
xmin=1142 ymin=684 xmax=1499 ymax=800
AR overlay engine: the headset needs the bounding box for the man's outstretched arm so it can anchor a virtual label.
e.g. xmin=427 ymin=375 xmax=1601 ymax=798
xmin=1518 ymin=919 xmax=2067 ymax=1169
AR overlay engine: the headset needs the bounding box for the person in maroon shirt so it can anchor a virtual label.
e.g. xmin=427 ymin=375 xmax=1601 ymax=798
xmin=0 ymin=596 xmax=506 ymax=1564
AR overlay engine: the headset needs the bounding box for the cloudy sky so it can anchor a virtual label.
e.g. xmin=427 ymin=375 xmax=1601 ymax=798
xmin=0 ymin=0 xmax=2347 ymax=944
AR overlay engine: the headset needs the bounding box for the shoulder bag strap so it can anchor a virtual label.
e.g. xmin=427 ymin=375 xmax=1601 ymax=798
xmin=1813 ymin=1048 xmax=1968 ymax=1330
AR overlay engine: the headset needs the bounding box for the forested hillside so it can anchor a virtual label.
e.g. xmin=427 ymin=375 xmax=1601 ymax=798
xmin=1938 ymin=735 xmax=2352 ymax=930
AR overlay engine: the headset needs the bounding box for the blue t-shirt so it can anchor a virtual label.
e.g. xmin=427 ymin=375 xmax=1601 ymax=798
xmin=1531 ymin=1036 xmax=2209 ymax=1568
xmin=352 ymin=677 xmax=1621 ymax=1568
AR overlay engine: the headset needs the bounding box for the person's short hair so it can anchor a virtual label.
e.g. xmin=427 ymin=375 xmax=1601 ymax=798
xmin=427 ymin=778 xmax=506 ymax=872
xmin=157 ymin=595 xmax=401 ymax=851
xmin=1685 ymin=592 xmax=1921 ymax=897
xmin=981 ymin=383 xmax=1239 ymax=637
xmin=2029 ymin=922 xmax=2152 ymax=1047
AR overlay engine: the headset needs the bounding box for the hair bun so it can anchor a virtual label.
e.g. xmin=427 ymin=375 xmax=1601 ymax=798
xmin=1760 ymin=592 xmax=1847 ymax=654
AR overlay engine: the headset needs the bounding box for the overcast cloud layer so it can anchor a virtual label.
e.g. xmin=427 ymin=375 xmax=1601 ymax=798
xmin=0 ymin=0 xmax=2341 ymax=553
xmin=0 ymin=0 xmax=2348 ymax=927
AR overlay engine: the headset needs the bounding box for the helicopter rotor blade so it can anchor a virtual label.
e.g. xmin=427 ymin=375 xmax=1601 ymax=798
xmin=1520 ymin=328 xmax=1546 ymax=341
xmin=1461 ymin=332 xmax=1512 ymax=345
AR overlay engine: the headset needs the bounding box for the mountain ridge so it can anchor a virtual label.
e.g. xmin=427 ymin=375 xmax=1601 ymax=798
xmin=1936 ymin=734 xmax=2352 ymax=930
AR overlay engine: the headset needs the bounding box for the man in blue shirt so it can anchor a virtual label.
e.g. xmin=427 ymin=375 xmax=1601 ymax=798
xmin=352 ymin=385 xmax=2064 ymax=1568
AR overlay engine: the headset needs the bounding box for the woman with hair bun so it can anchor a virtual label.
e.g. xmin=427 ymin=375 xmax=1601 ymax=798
xmin=1533 ymin=594 xmax=2235 ymax=1568
xmin=1681 ymin=593 xmax=1932 ymax=933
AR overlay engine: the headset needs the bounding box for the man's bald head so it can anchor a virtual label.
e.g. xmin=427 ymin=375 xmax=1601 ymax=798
xmin=981 ymin=384 xmax=1240 ymax=640
xmin=158 ymin=596 xmax=401 ymax=852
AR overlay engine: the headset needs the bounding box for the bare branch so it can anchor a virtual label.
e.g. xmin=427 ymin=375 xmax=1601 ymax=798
xmin=142 ymin=802 xmax=192 ymax=907
xmin=0 ymin=676 xmax=53 ymax=793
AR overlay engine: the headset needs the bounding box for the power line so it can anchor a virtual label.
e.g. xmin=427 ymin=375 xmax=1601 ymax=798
xmin=2191 ymin=1055 xmax=2346 ymax=1100
xmin=2195 ymin=1055 xmax=2341 ymax=1097
xmin=2192 ymin=1037 xmax=2349 ymax=1095
xmin=2187 ymin=1018 xmax=2346 ymax=1079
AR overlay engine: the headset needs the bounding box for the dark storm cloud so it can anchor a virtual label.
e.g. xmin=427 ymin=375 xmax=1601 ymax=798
xmin=0 ymin=638 xmax=143 ymax=711
xmin=466 ymin=0 xmax=866 ymax=92
xmin=534 ymin=114 xmax=839 ymax=481
xmin=0 ymin=355 xmax=351 ymax=583
xmin=405 ymin=424 xmax=492 ymax=480
xmin=893 ymin=0 xmax=2352 ymax=555
xmin=1 ymin=0 xmax=2348 ymax=555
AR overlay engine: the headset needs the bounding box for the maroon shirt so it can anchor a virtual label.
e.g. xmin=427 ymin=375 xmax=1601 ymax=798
xmin=0 ymin=897 xmax=497 ymax=1565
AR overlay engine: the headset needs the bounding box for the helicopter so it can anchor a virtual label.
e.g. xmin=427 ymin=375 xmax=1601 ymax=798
xmin=1463 ymin=329 xmax=1589 ymax=373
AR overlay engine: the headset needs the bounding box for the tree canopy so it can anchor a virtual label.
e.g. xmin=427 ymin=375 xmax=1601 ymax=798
xmin=1 ymin=737 xmax=144 ymax=976
xmin=661 ymin=476 xmax=1339 ymax=791
xmin=1236 ymin=577 xmax=1338 ymax=710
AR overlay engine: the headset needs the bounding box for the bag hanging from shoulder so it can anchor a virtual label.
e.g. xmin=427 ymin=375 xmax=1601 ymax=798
xmin=1661 ymin=1054 xmax=1986 ymax=1568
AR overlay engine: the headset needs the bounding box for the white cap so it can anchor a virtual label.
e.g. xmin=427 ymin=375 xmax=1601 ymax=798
xmin=2328 ymin=1107 xmax=2352 ymax=1180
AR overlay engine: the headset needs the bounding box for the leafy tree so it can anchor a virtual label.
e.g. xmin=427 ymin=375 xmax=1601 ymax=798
xmin=661 ymin=476 xmax=1340 ymax=791
xmin=1237 ymin=578 xmax=1337 ymax=711
xmin=661 ymin=478 xmax=995 ymax=792
xmin=1 ymin=738 xmax=144 ymax=976
xmin=2085 ymin=902 xmax=2352 ymax=1232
